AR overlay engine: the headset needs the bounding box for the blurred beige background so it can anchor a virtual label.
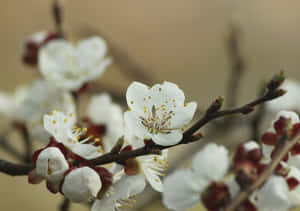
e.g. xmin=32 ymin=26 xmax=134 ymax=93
xmin=1 ymin=0 xmax=300 ymax=210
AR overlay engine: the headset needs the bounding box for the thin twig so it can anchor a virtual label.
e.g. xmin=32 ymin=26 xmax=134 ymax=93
xmin=59 ymin=198 xmax=70 ymax=211
xmin=226 ymin=24 xmax=244 ymax=108
xmin=224 ymin=133 xmax=300 ymax=211
xmin=0 ymin=73 xmax=284 ymax=176
xmin=90 ymin=86 xmax=282 ymax=166
xmin=53 ymin=0 xmax=64 ymax=37
xmin=21 ymin=128 xmax=32 ymax=164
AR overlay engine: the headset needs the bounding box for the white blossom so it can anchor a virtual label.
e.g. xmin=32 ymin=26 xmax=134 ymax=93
xmin=244 ymin=141 xmax=260 ymax=152
xmin=124 ymin=81 xmax=197 ymax=146
xmin=35 ymin=147 xmax=69 ymax=184
xmin=162 ymin=143 xmax=229 ymax=210
xmin=163 ymin=170 xmax=205 ymax=210
xmin=125 ymin=129 xmax=168 ymax=192
xmin=39 ymin=36 xmax=112 ymax=91
xmin=266 ymin=79 xmax=300 ymax=113
xmin=257 ymin=176 xmax=290 ymax=211
xmin=92 ymin=174 xmax=145 ymax=211
xmin=0 ymin=85 xmax=28 ymax=121
xmin=43 ymin=110 xmax=103 ymax=159
xmin=61 ymin=167 xmax=102 ymax=203
xmin=262 ymin=110 xmax=300 ymax=162
xmin=191 ymin=143 xmax=229 ymax=181
xmin=24 ymin=31 xmax=48 ymax=45
xmin=226 ymin=176 xmax=240 ymax=198
xmin=261 ymin=79 xmax=300 ymax=132
xmin=87 ymin=93 xmax=124 ymax=152
xmin=21 ymin=79 xmax=76 ymax=142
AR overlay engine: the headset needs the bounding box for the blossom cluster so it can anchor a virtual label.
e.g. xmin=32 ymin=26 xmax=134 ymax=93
xmin=0 ymin=26 xmax=200 ymax=210
xmin=1 ymin=5 xmax=300 ymax=211
xmin=162 ymin=110 xmax=300 ymax=211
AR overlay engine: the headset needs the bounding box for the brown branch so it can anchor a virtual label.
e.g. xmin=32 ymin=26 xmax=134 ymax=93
xmin=226 ymin=23 xmax=244 ymax=108
xmin=224 ymin=133 xmax=300 ymax=211
xmin=21 ymin=128 xmax=33 ymax=164
xmin=0 ymin=159 xmax=33 ymax=176
xmin=0 ymin=73 xmax=284 ymax=176
xmin=90 ymin=84 xmax=283 ymax=166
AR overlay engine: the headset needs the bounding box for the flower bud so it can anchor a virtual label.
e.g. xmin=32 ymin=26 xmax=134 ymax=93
xmin=36 ymin=147 xmax=69 ymax=184
xmin=22 ymin=31 xmax=60 ymax=66
xmin=61 ymin=167 xmax=102 ymax=203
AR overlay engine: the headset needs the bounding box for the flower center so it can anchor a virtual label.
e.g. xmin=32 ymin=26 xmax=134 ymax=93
xmin=140 ymin=105 xmax=175 ymax=134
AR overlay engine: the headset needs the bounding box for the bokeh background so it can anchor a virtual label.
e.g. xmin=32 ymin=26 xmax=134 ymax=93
xmin=0 ymin=0 xmax=300 ymax=210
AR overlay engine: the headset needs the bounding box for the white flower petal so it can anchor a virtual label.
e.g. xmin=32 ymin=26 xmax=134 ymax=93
xmin=266 ymin=79 xmax=300 ymax=113
xmin=62 ymin=167 xmax=102 ymax=203
xmin=163 ymin=169 xmax=206 ymax=210
xmin=126 ymin=81 xmax=150 ymax=114
xmin=0 ymin=85 xmax=28 ymax=121
xmin=169 ymin=101 xmax=197 ymax=128
xmin=36 ymin=147 xmax=69 ymax=184
xmin=274 ymin=110 xmax=299 ymax=125
xmin=226 ymin=176 xmax=240 ymax=198
xmin=150 ymin=130 xmax=182 ymax=146
xmin=39 ymin=37 xmax=110 ymax=91
xmin=43 ymin=110 xmax=77 ymax=145
xmin=124 ymin=111 xmax=148 ymax=139
xmin=150 ymin=81 xmax=185 ymax=108
xmin=287 ymin=167 xmax=300 ymax=207
xmin=244 ymin=141 xmax=260 ymax=151
xmin=21 ymin=79 xmax=75 ymax=142
xmin=191 ymin=143 xmax=229 ymax=181
xmin=92 ymin=174 xmax=145 ymax=211
xmin=87 ymin=93 xmax=113 ymax=124
xmin=71 ymin=143 xmax=102 ymax=160
xmin=138 ymin=150 xmax=168 ymax=192
xmin=92 ymin=198 xmax=115 ymax=211
xmin=288 ymin=154 xmax=300 ymax=170
xmin=87 ymin=93 xmax=124 ymax=152
xmin=262 ymin=144 xmax=273 ymax=163
xmin=257 ymin=176 xmax=290 ymax=211
xmin=77 ymin=36 xmax=107 ymax=64
xmin=114 ymin=174 xmax=146 ymax=199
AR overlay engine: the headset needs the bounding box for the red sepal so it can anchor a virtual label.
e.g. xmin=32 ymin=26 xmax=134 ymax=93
xmin=121 ymin=145 xmax=132 ymax=153
xmin=46 ymin=181 xmax=59 ymax=194
xmin=287 ymin=177 xmax=300 ymax=191
xmin=290 ymin=123 xmax=300 ymax=138
xmin=28 ymin=170 xmax=44 ymax=184
xmin=274 ymin=117 xmax=288 ymax=135
xmin=201 ymin=182 xmax=230 ymax=211
xmin=290 ymin=143 xmax=300 ymax=156
xmin=261 ymin=132 xmax=278 ymax=146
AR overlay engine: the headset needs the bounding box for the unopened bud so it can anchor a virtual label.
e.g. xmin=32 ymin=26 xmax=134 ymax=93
xmin=267 ymin=71 xmax=285 ymax=91
xmin=207 ymin=96 xmax=224 ymax=114
xmin=36 ymin=147 xmax=69 ymax=184
xmin=62 ymin=167 xmax=102 ymax=203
